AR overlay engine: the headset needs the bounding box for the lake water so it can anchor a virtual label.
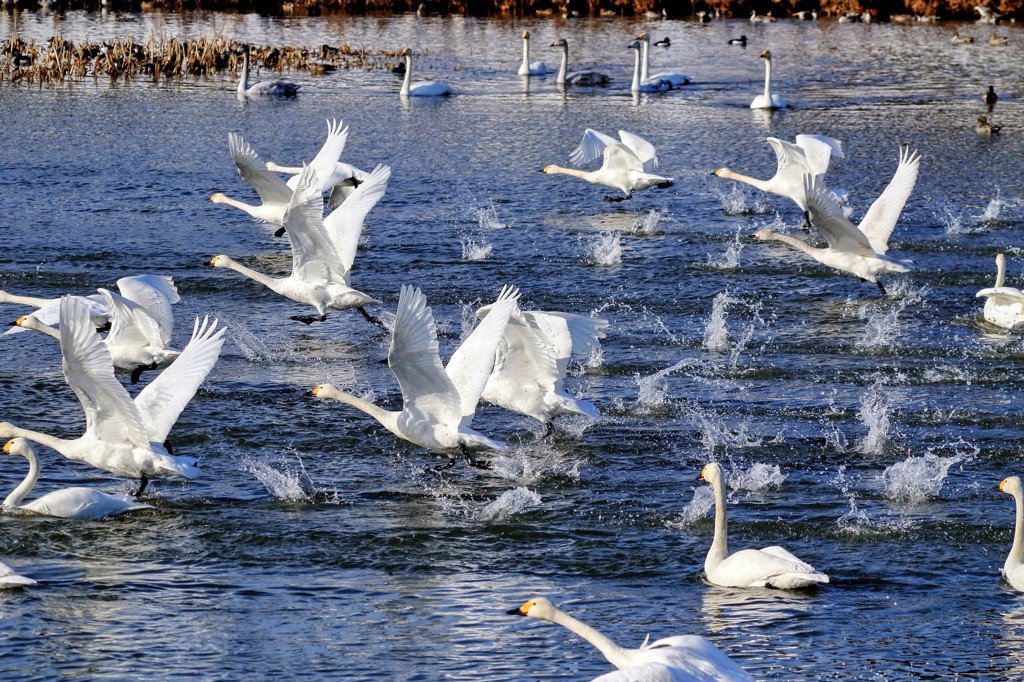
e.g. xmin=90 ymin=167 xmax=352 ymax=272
xmin=2 ymin=9 xmax=1024 ymax=681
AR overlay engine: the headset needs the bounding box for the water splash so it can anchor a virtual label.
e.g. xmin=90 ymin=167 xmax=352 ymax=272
xmin=671 ymin=485 xmax=715 ymax=526
xmin=713 ymin=184 xmax=769 ymax=216
xmin=634 ymin=359 xmax=696 ymax=410
xmin=937 ymin=204 xmax=966 ymax=236
xmin=834 ymin=465 xmax=913 ymax=536
xmin=477 ymin=487 xmax=542 ymax=521
xmin=702 ymin=291 xmax=764 ymax=366
xmin=476 ymin=202 xmax=508 ymax=230
xmin=241 ymin=455 xmax=338 ymax=503
xmin=882 ymin=439 xmax=978 ymax=503
xmin=489 ymin=442 xmax=583 ymax=484
xmin=460 ymin=235 xmax=493 ymax=261
xmin=683 ymin=403 xmax=764 ymax=457
xmin=857 ymin=377 xmax=892 ymax=455
xmin=584 ymin=232 xmax=622 ymax=266
xmin=632 ymin=208 xmax=667 ymax=235
xmin=728 ymin=462 xmax=786 ymax=493
xmin=706 ymin=226 xmax=745 ymax=270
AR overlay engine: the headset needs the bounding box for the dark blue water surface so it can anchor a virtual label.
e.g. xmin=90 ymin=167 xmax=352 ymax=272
xmin=3 ymin=10 xmax=1024 ymax=681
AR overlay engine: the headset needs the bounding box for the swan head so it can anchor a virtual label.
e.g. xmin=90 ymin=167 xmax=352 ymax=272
xmin=627 ymin=40 xmax=641 ymax=52
xmin=208 ymin=255 xmax=231 ymax=268
xmin=507 ymin=597 xmax=555 ymax=620
xmin=312 ymin=383 xmax=337 ymax=399
xmin=551 ymin=38 xmax=567 ymax=48
xmin=210 ymin=193 xmax=227 ymax=204
xmin=522 ymin=30 xmax=530 ymax=39
xmin=1000 ymin=476 xmax=1022 ymax=496
xmin=753 ymin=228 xmax=777 ymax=241
xmin=699 ymin=461 xmax=723 ymax=484
xmin=636 ymin=32 xmax=649 ymax=42
xmin=711 ymin=168 xmax=728 ymax=177
xmin=2 ymin=438 xmax=30 ymax=458
xmin=760 ymin=50 xmax=772 ymax=60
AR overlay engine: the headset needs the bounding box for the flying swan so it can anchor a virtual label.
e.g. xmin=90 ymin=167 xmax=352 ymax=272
xmin=3 ymin=438 xmax=152 ymax=519
xmin=399 ymin=48 xmax=452 ymax=97
xmin=977 ymin=253 xmax=1024 ymax=329
xmin=750 ymin=50 xmax=785 ymax=109
xmin=312 ymin=284 xmax=518 ymax=468
xmin=211 ymin=132 xmax=295 ymax=227
xmin=237 ymin=44 xmax=299 ymax=98
xmin=999 ymin=476 xmax=1024 ymax=591
xmin=550 ymin=38 xmax=610 ymax=86
xmin=543 ymin=128 xmax=673 ymax=201
xmin=0 ymin=297 xmax=226 ymax=497
xmin=699 ymin=462 xmax=829 ymax=589
xmin=755 ymin=147 xmax=920 ymax=295
xmin=518 ymin=31 xmax=547 ymax=76
xmin=508 ymin=597 xmax=754 ymax=681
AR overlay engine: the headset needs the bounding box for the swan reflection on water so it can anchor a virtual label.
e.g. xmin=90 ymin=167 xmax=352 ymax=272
xmin=999 ymin=602 xmax=1024 ymax=678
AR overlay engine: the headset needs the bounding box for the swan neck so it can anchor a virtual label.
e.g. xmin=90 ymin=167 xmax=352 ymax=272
xmin=641 ymin=37 xmax=650 ymax=81
xmin=238 ymin=51 xmax=249 ymax=93
xmin=324 ymin=389 xmax=403 ymax=440
xmin=717 ymin=169 xmax=772 ymax=193
xmin=1011 ymin=490 xmax=1024 ymax=567
xmin=400 ymin=54 xmax=412 ymax=95
xmin=707 ymin=476 xmax=729 ymax=570
xmin=996 ymin=255 xmax=1007 ymax=288
xmin=521 ymin=35 xmax=530 ymax=69
xmin=556 ymin=44 xmax=567 ymax=84
xmin=763 ymin=56 xmax=772 ymax=98
xmin=763 ymin=231 xmax=818 ymax=256
xmin=547 ymin=607 xmax=633 ymax=669
xmin=545 ymin=165 xmax=591 ymax=181
xmin=0 ymin=291 xmax=51 ymax=308
xmin=215 ymin=194 xmax=262 ymax=220
xmin=222 ymin=259 xmax=283 ymax=294
xmin=631 ymin=47 xmax=641 ymax=92
xmin=3 ymin=448 xmax=39 ymax=509
xmin=2 ymin=428 xmax=71 ymax=464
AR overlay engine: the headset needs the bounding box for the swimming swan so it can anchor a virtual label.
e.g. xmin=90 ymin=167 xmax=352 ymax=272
xmin=977 ymin=253 xmax=1024 ymax=329
xmin=399 ymin=48 xmax=452 ymax=97
xmin=999 ymin=476 xmax=1024 ymax=591
xmin=237 ymin=45 xmax=299 ymax=98
xmin=700 ymin=462 xmax=829 ymax=589
xmin=211 ymin=132 xmax=294 ymax=226
xmin=636 ymin=33 xmax=690 ymax=87
xmin=550 ymin=38 xmax=610 ymax=86
xmin=475 ymin=302 xmax=607 ymax=430
xmin=628 ymin=40 xmax=671 ymax=93
xmin=0 ymin=297 xmax=225 ymax=497
xmin=543 ymin=128 xmax=674 ymax=201
xmin=264 ymin=119 xmax=370 ymax=210
xmin=518 ymin=31 xmax=547 ymax=76
xmin=3 ymin=438 xmax=152 ymax=519
xmin=210 ymin=166 xmax=382 ymax=326
xmin=0 ymin=560 xmax=34 ymax=588
xmin=750 ymin=50 xmax=785 ymax=110
xmin=508 ymin=597 xmax=754 ymax=681
xmin=312 ymin=285 xmax=518 ymax=467
xmin=712 ymin=134 xmax=845 ymax=213
xmin=756 ymin=149 xmax=919 ymax=295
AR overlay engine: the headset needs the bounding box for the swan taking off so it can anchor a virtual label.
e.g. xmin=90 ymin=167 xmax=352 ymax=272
xmin=399 ymin=48 xmax=452 ymax=97
xmin=0 ymin=297 xmax=225 ymax=497
xmin=210 ymin=166 xmax=383 ymax=326
xmin=211 ymin=132 xmax=294 ymax=227
xmin=475 ymin=301 xmax=607 ymax=431
xmin=550 ymin=38 xmax=609 ymax=86
xmin=977 ymin=253 xmax=1024 ymax=329
xmin=999 ymin=476 xmax=1024 ymax=591
xmin=518 ymin=31 xmax=547 ymax=76
xmin=265 ymin=118 xmax=370 ymax=210
xmin=0 ymin=560 xmax=34 ymax=588
xmin=699 ymin=462 xmax=829 ymax=589
xmin=508 ymin=597 xmax=753 ymax=681
xmin=236 ymin=45 xmax=299 ymax=98
xmin=543 ymin=128 xmax=673 ymax=201
xmin=756 ymin=147 xmax=920 ymax=295
xmin=312 ymin=285 xmax=518 ymax=468
xmin=3 ymin=438 xmax=152 ymax=519
xmin=750 ymin=50 xmax=785 ymax=109
xmin=712 ymin=134 xmax=845 ymax=214
xmin=635 ymin=32 xmax=690 ymax=87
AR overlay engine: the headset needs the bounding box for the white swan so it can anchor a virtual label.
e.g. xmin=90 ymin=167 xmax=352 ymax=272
xmin=210 ymin=166 xmax=383 ymax=326
xmin=543 ymin=128 xmax=674 ymax=201
xmin=628 ymin=40 xmax=671 ymax=93
xmin=0 ymin=297 xmax=225 ymax=497
xmin=399 ymin=48 xmax=452 ymax=97
xmin=755 ymin=147 xmax=920 ymax=295
xmin=508 ymin=597 xmax=753 ymax=682
xmin=518 ymin=31 xmax=547 ymax=76
xmin=476 ymin=302 xmax=607 ymax=430
xmin=2 ymin=274 xmax=178 ymax=338
xmin=550 ymin=38 xmax=610 ymax=86
xmin=636 ymin=33 xmax=690 ymax=87
xmin=749 ymin=10 xmax=774 ymax=23
xmin=977 ymin=254 xmax=1024 ymax=329
xmin=750 ymin=50 xmax=785 ymax=110
xmin=699 ymin=462 xmax=829 ymax=589
xmin=712 ymin=134 xmax=845 ymax=213
xmin=237 ymin=45 xmax=299 ymax=98
xmin=999 ymin=476 xmax=1024 ymax=591
xmin=211 ymin=132 xmax=294 ymax=227
xmin=312 ymin=285 xmax=518 ymax=467
xmin=0 ymin=560 xmax=34 ymax=588
xmin=3 ymin=438 xmax=152 ymax=519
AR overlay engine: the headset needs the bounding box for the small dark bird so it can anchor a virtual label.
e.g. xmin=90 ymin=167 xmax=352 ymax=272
xmin=984 ymin=85 xmax=998 ymax=107
xmin=654 ymin=36 xmax=671 ymax=47
xmin=977 ymin=115 xmax=1002 ymax=136
xmin=728 ymin=35 xmax=748 ymax=46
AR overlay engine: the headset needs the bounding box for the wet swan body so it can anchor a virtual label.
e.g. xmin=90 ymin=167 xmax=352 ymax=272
xmin=977 ymin=253 xmax=1024 ymax=329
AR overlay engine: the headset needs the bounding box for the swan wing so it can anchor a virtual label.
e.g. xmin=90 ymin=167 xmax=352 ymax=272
xmin=794 ymin=134 xmax=845 ymax=176
xmin=757 ymin=545 xmax=818 ymax=571
xmin=307 ymin=119 xmax=350 ymax=193
xmin=98 ymin=288 xmax=166 ymax=350
xmin=603 ymin=144 xmax=645 ymax=175
xmin=323 ymin=164 xmax=392 ymax=280
xmin=58 ymin=296 xmax=149 ymax=449
xmin=445 ymin=286 xmax=520 ymax=419
xmin=282 ymin=166 xmax=343 ymax=283
xmin=765 ymin=138 xmax=815 ymax=189
xmin=115 ymin=275 xmax=179 ymax=342
xmin=977 ymin=286 xmax=1024 ymax=302
xmin=0 ymin=560 xmax=35 ymax=587
xmin=590 ymin=662 xmax=691 ymax=681
xmin=228 ymin=132 xmax=294 ymax=206
xmin=856 ymin=147 xmax=920 ymax=254
xmin=803 ymin=175 xmax=877 ymax=257
xmin=617 ymin=130 xmax=659 ymax=171
xmin=491 ymin=313 xmax=560 ymax=394
xmin=389 ymin=286 xmax=462 ymax=427
xmin=134 ymin=316 xmax=226 ymax=444
xmin=569 ymin=129 xmax=619 ymax=166
xmin=542 ymin=312 xmax=609 ymax=356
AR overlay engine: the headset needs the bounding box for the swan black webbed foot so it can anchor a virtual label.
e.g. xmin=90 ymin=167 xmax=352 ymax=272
xmin=357 ymin=306 xmax=389 ymax=331
xmin=289 ymin=314 xmax=328 ymax=325
xmin=460 ymin=443 xmax=492 ymax=469
xmin=432 ymin=457 xmax=457 ymax=472
xmin=603 ymin=194 xmax=632 ymax=202
xmin=876 ymin=280 xmax=888 ymax=296
xmin=274 ymin=226 xmax=287 ymax=238
xmin=803 ymin=210 xmax=812 ymax=228
xmin=656 ymin=180 xmax=674 ymax=189
xmin=131 ymin=362 xmax=159 ymax=385
xmin=133 ymin=473 xmax=149 ymax=498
